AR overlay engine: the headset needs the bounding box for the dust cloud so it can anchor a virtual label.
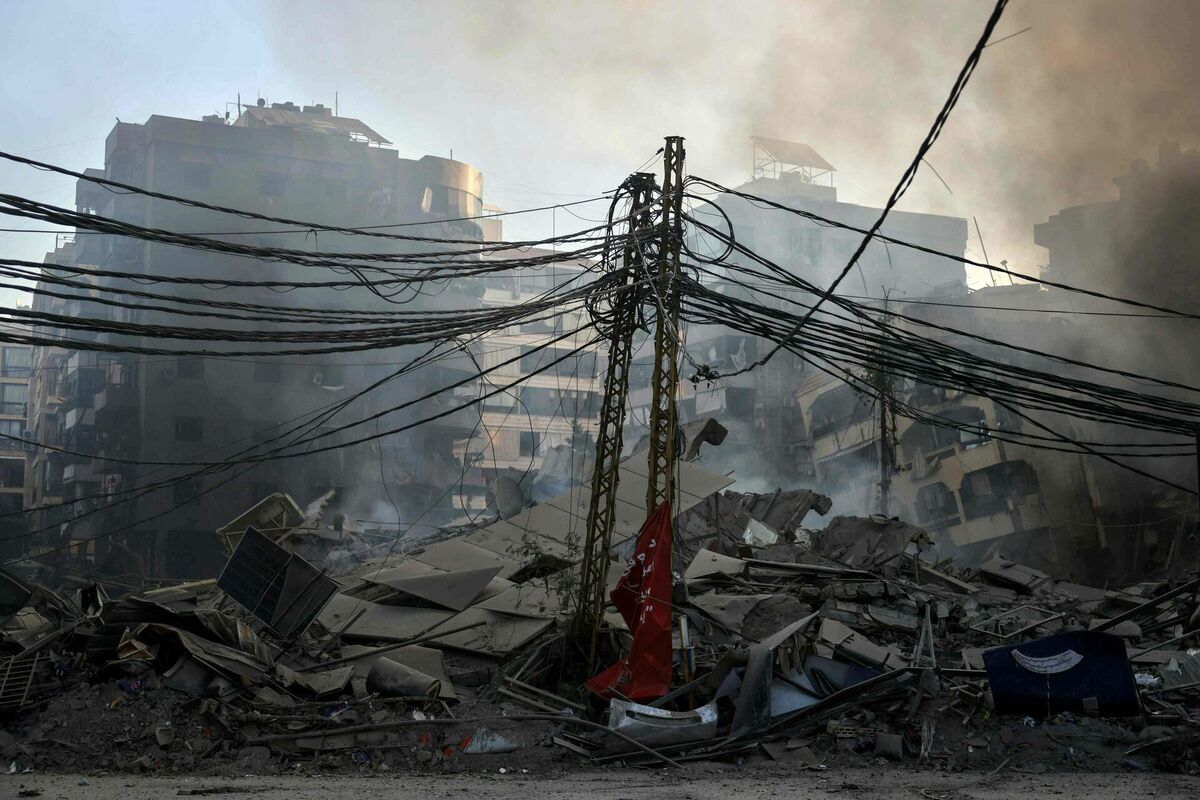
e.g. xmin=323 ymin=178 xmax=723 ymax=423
xmin=263 ymin=0 xmax=1199 ymax=285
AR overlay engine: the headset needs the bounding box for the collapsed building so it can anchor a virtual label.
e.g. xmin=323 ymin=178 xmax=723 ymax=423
xmin=790 ymin=145 xmax=1200 ymax=583
xmin=634 ymin=138 xmax=1198 ymax=584
xmin=2 ymin=124 xmax=1198 ymax=780
xmin=3 ymin=427 xmax=1199 ymax=775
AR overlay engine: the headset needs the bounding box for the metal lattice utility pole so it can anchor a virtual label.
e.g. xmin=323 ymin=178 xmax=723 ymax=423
xmin=875 ymin=299 xmax=895 ymax=516
xmin=878 ymin=374 xmax=894 ymax=515
xmin=645 ymin=136 xmax=686 ymax=515
xmin=573 ymin=173 xmax=657 ymax=658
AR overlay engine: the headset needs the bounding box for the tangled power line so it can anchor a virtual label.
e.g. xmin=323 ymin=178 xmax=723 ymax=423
xmin=2 ymin=0 xmax=1198 ymax=573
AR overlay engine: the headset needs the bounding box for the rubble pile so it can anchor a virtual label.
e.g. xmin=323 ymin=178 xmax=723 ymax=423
xmin=659 ymin=514 xmax=1200 ymax=773
xmin=3 ymin=456 xmax=1200 ymax=776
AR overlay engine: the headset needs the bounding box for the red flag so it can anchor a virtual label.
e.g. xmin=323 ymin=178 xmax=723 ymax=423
xmin=585 ymin=501 xmax=674 ymax=701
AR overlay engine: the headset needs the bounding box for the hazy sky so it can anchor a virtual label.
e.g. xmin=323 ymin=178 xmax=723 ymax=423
xmin=1 ymin=0 xmax=1196 ymax=308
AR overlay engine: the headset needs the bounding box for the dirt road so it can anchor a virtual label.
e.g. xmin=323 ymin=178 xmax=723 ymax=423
xmin=5 ymin=768 xmax=1198 ymax=800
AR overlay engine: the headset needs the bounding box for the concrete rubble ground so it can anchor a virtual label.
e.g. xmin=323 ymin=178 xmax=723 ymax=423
xmin=3 ymin=432 xmax=1200 ymax=780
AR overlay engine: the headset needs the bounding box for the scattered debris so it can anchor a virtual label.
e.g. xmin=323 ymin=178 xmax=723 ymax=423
xmin=3 ymin=455 xmax=1200 ymax=777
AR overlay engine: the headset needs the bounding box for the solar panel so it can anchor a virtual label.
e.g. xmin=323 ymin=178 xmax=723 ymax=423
xmin=217 ymin=526 xmax=338 ymax=639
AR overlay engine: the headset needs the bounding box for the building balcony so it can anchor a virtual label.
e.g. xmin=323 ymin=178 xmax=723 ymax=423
xmin=427 ymin=398 xmax=487 ymax=438
xmin=94 ymin=434 xmax=138 ymax=461
xmin=93 ymin=381 xmax=137 ymax=417
xmin=948 ymin=496 xmax=1051 ymax=547
xmin=63 ymin=407 xmax=95 ymax=430
xmin=63 ymin=460 xmax=98 ymax=484
xmin=811 ymin=419 xmax=876 ymax=461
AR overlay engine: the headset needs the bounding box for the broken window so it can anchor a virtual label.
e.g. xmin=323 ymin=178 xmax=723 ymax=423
xmin=907 ymin=382 xmax=945 ymax=408
xmin=0 ymin=458 xmax=23 ymax=489
xmin=960 ymin=460 xmax=1041 ymax=520
xmin=809 ymin=384 xmax=873 ymax=438
xmin=816 ymin=444 xmax=875 ymax=492
xmin=943 ymin=405 xmax=989 ymax=449
xmin=916 ymin=482 xmax=959 ymax=525
xmin=902 ymin=405 xmax=988 ymax=459
xmin=994 ymin=402 xmax=1022 ymax=433
xmin=1003 ymin=460 xmax=1040 ymax=495
xmin=174 ymin=416 xmax=204 ymax=442
xmin=903 ymin=422 xmax=959 ymax=456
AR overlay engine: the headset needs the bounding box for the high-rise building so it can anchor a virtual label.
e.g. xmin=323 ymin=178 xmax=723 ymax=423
xmin=456 ymin=222 xmax=604 ymax=512
xmin=0 ymin=333 xmax=32 ymax=554
xmin=26 ymin=102 xmax=487 ymax=579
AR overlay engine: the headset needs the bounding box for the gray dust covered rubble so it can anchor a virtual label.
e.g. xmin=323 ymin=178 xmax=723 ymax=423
xmin=3 ymin=432 xmax=1200 ymax=778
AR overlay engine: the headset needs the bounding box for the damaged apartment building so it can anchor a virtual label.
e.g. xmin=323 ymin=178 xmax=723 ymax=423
xmin=22 ymin=102 xmax=495 ymax=580
xmin=457 ymin=217 xmax=603 ymax=512
xmin=626 ymin=138 xmax=1197 ymax=584
xmin=764 ymin=143 xmax=1200 ymax=583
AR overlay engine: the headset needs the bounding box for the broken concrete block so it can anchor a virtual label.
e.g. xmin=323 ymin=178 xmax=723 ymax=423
xmin=462 ymin=727 xmax=520 ymax=754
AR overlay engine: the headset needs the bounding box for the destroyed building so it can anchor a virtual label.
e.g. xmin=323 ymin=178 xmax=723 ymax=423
xmin=790 ymin=306 xmax=1195 ymax=585
xmin=792 ymin=316 xmax=1104 ymax=578
xmin=4 ymin=429 xmax=1200 ymax=775
xmin=21 ymin=104 xmax=490 ymax=579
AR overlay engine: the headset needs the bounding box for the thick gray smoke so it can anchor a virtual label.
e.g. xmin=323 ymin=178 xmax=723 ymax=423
xmin=263 ymin=0 xmax=1200 ymax=278
xmin=257 ymin=1 xmax=1200 ymax=516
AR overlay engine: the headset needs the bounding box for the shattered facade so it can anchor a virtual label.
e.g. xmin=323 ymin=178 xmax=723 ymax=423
xmin=791 ymin=280 xmax=1197 ymax=583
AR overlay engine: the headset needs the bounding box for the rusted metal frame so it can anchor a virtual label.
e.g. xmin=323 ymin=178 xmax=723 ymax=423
xmin=573 ymin=174 xmax=657 ymax=662
xmin=645 ymin=135 xmax=685 ymax=516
